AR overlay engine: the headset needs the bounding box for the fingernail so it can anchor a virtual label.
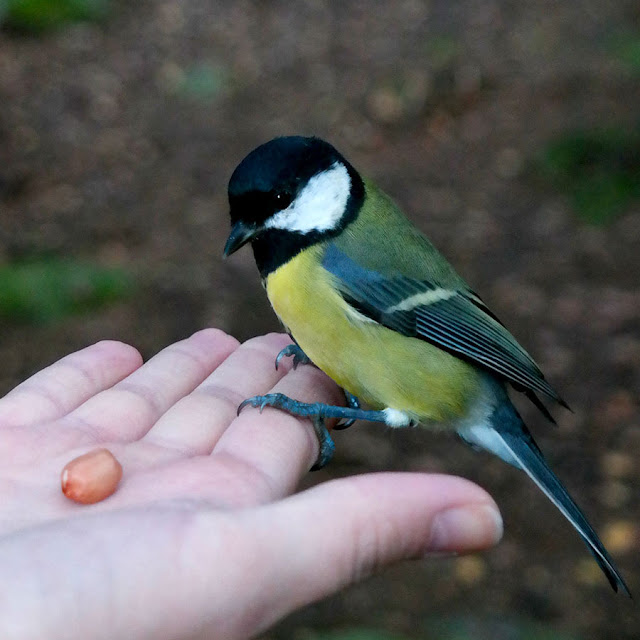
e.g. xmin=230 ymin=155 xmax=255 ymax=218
xmin=428 ymin=503 xmax=503 ymax=554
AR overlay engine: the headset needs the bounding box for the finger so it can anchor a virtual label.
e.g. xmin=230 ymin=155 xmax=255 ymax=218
xmin=0 ymin=341 xmax=143 ymax=429
xmin=114 ymin=340 xmax=342 ymax=510
xmin=142 ymin=333 xmax=294 ymax=455
xmin=65 ymin=329 xmax=239 ymax=442
xmin=199 ymin=363 xmax=344 ymax=506
xmin=193 ymin=473 xmax=503 ymax=638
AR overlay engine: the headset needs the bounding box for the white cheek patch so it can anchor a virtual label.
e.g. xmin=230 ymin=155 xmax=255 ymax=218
xmin=265 ymin=162 xmax=351 ymax=234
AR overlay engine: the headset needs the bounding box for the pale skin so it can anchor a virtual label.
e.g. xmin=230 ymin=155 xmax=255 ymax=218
xmin=0 ymin=329 xmax=502 ymax=640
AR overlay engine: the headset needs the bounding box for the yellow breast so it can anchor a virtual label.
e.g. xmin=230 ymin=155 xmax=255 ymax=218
xmin=265 ymin=246 xmax=478 ymax=425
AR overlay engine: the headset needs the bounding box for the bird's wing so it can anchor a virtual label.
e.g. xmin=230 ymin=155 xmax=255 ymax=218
xmin=322 ymin=243 xmax=566 ymax=406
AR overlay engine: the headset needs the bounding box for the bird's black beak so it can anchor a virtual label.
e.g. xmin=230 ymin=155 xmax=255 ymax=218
xmin=223 ymin=220 xmax=258 ymax=257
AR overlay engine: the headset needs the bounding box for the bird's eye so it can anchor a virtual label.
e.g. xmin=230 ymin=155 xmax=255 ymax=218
xmin=273 ymin=191 xmax=292 ymax=210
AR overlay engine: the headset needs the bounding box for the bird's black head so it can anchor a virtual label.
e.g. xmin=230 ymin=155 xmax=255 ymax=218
xmin=224 ymin=136 xmax=364 ymax=276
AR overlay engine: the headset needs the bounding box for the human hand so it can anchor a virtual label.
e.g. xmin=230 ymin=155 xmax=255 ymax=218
xmin=0 ymin=330 xmax=502 ymax=640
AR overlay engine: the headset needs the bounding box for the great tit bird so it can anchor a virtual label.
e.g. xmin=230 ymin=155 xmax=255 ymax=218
xmin=223 ymin=136 xmax=630 ymax=595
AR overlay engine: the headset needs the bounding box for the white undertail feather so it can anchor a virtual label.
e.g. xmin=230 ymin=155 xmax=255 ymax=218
xmin=265 ymin=162 xmax=351 ymax=234
xmin=457 ymin=424 xmax=521 ymax=467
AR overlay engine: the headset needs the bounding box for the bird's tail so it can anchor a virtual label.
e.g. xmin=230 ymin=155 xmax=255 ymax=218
xmin=463 ymin=402 xmax=631 ymax=596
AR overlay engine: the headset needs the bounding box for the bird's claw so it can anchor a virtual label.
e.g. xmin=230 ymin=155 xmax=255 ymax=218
xmin=310 ymin=416 xmax=336 ymax=471
xmin=275 ymin=344 xmax=313 ymax=370
xmin=335 ymin=390 xmax=361 ymax=430
xmin=237 ymin=394 xmax=281 ymax=415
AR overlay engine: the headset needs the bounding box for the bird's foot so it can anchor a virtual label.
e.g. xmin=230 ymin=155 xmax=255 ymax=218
xmin=274 ymin=344 xmax=361 ymax=429
xmin=274 ymin=345 xmax=360 ymax=430
xmin=237 ymin=393 xmax=391 ymax=469
xmin=275 ymin=344 xmax=314 ymax=370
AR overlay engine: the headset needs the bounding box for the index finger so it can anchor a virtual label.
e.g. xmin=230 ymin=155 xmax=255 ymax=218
xmin=201 ymin=361 xmax=346 ymax=506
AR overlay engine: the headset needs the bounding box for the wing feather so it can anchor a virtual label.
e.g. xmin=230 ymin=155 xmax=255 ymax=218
xmin=323 ymin=244 xmax=566 ymax=406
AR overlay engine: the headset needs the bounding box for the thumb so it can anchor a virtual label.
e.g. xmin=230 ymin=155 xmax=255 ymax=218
xmin=233 ymin=472 xmax=502 ymax=637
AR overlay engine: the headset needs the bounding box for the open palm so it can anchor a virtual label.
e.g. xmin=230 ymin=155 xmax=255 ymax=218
xmin=0 ymin=329 xmax=501 ymax=640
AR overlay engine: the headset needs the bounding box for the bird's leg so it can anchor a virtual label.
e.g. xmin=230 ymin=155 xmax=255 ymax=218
xmin=274 ymin=343 xmax=361 ymax=430
xmin=274 ymin=343 xmax=314 ymax=370
xmin=237 ymin=393 xmax=395 ymax=469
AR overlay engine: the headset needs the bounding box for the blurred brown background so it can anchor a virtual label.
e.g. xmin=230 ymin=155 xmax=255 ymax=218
xmin=1 ymin=1 xmax=639 ymax=638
